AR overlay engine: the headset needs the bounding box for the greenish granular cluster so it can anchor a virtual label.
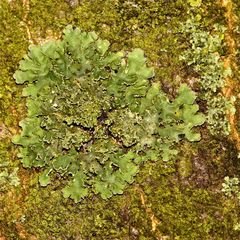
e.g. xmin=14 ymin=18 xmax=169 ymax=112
xmin=187 ymin=0 xmax=202 ymax=7
xmin=222 ymin=176 xmax=240 ymax=231
xmin=0 ymin=128 xmax=20 ymax=193
xmin=13 ymin=26 xmax=204 ymax=202
xmin=180 ymin=14 xmax=235 ymax=136
xmin=0 ymin=1 xmax=27 ymax=126
xmin=0 ymin=0 xmax=27 ymax=193
xmin=222 ymin=176 xmax=240 ymax=199
xmin=0 ymin=166 xmax=19 ymax=192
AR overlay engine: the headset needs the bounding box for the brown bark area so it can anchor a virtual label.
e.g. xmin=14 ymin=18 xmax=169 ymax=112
xmin=221 ymin=0 xmax=240 ymax=150
xmin=22 ymin=0 xmax=33 ymax=44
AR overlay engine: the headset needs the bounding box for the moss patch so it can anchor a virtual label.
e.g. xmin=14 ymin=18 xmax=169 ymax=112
xmin=1 ymin=0 xmax=240 ymax=239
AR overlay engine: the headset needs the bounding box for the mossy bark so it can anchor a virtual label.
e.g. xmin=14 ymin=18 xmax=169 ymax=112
xmin=0 ymin=0 xmax=240 ymax=239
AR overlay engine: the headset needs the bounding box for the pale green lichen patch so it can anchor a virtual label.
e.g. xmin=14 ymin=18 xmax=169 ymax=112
xmin=13 ymin=26 xmax=204 ymax=203
xmin=180 ymin=13 xmax=234 ymax=136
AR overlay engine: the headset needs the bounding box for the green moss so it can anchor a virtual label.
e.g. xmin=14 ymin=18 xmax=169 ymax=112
xmin=177 ymin=144 xmax=193 ymax=178
xmin=0 ymin=0 xmax=28 ymax=237
xmin=1 ymin=0 xmax=240 ymax=238
xmin=0 ymin=0 xmax=27 ymax=125
xmin=12 ymin=156 xmax=237 ymax=239
xmin=0 ymin=0 xmax=27 ymax=169
xmin=21 ymin=181 xmax=149 ymax=239
xmin=136 ymin=159 xmax=240 ymax=239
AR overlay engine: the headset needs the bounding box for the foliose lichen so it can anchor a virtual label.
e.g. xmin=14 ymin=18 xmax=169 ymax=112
xmin=13 ymin=26 xmax=205 ymax=202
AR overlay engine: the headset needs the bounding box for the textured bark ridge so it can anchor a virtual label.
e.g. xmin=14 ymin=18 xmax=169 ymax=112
xmin=221 ymin=0 xmax=240 ymax=151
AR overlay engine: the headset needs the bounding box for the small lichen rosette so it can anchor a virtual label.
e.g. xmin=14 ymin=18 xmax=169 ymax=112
xmin=13 ymin=26 xmax=205 ymax=202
